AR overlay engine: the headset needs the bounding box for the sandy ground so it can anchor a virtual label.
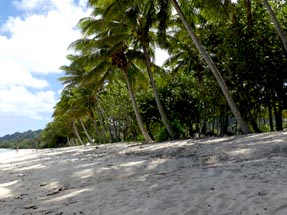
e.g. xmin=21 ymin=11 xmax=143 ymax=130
xmin=1 ymin=131 xmax=287 ymax=215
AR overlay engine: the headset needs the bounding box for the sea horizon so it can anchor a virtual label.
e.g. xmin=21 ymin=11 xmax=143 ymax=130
xmin=0 ymin=148 xmax=16 ymax=155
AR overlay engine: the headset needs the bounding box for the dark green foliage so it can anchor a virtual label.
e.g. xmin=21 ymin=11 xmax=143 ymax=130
xmin=0 ymin=130 xmax=42 ymax=149
xmin=156 ymin=120 xmax=185 ymax=142
xmin=39 ymin=0 xmax=287 ymax=146
xmin=197 ymin=0 xmax=287 ymax=132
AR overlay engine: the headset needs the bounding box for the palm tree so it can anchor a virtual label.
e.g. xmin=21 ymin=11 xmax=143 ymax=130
xmin=60 ymin=57 xmax=113 ymax=143
xmin=169 ymin=0 xmax=251 ymax=134
xmin=60 ymin=58 xmax=106 ymax=143
xmin=112 ymin=49 xmax=154 ymax=143
xmin=83 ymin=2 xmax=176 ymax=139
xmin=132 ymin=3 xmax=176 ymax=139
xmin=87 ymin=0 xmax=251 ymax=134
xmin=262 ymin=0 xmax=287 ymax=52
xmin=73 ymin=120 xmax=85 ymax=145
xmin=53 ymin=89 xmax=86 ymax=145
xmin=69 ymin=35 xmax=153 ymax=143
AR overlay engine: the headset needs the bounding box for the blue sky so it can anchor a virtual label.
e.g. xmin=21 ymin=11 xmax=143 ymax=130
xmin=0 ymin=0 xmax=169 ymax=137
xmin=0 ymin=0 xmax=91 ymax=136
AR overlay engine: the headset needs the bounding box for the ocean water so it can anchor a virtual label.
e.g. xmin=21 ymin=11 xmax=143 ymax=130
xmin=0 ymin=148 xmax=16 ymax=156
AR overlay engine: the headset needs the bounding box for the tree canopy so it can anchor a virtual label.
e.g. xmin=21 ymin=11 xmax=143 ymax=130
xmin=40 ymin=0 xmax=287 ymax=148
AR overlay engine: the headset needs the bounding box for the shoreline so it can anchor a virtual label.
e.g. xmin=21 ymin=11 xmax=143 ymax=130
xmin=0 ymin=148 xmax=36 ymax=164
xmin=1 ymin=131 xmax=287 ymax=214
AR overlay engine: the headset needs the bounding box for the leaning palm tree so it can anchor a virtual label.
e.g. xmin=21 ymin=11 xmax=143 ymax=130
xmin=262 ymin=0 xmax=287 ymax=52
xmin=69 ymin=37 xmax=153 ymax=143
xmin=88 ymin=0 xmax=251 ymax=134
xmin=170 ymin=0 xmax=250 ymax=134
xmin=81 ymin=2 xmax=176 ymax=139
xmin=53 ymin=89 xmax=85 ymax=145
xmin=126 ymin=2 xmax=176 ymax=139
xmin=60 ymin=57 xmax=105 ymax=143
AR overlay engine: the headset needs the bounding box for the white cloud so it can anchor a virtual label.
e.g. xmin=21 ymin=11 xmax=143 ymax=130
xmin=13 ymin=0 xmax=54 ymax=12
xmin=0 ymin=86 xmax=56 ymax=119
xmin=0 ymin=0 xmax=91 ymax=121
xmin=1 ymin=0 xmax=91 ymax=74
xmin=0 ymin=59 xmax=48 ymax=89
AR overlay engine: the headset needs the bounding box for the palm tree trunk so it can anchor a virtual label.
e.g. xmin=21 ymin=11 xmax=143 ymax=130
xmin=262 ymin=0 xmax=287 ymax=52
xmin=142 ymin=45 xmax=176 ymax=139
xmin=123 ymin=69 xmax=153 ymax=143
xmin=67 ymin=137 xmax=71 ymax=146
xmin=244 ymin=0 xmax=253 ymax=29
xmin=170 ymin=0 xmax=251 ymax=134
xmin=69 ymin=138 xmax=76 ymax=146
xmin=94 ymin=103 xmax=108 ymax=143
xmin=267 ymin=97 xmax=274 ymax=131
xmin=94 ymin=96 xmax=108 ymax=143
xmin=274 ymin=104 xmax=283 ymax=131
xmin=73 ymin=120 xmax=84 ymax=145
xmin=96 ymin=96 xmax=114 ymax=142
xmin=88 ymin=105 xmax=102 ymax=143
xmin=80 ymin=118 xmax=94 ymax=144
xmin=92 ymin=119 xmax=102 ymax=142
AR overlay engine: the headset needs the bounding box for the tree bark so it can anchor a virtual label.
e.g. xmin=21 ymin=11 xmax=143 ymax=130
xmin=92 ymin=119 xmax=102 ymax=142
xmin=94 ymin=103 xmax=108 ymax=143
xmin=268 ymin=106 xmax=274 ymax=131
xmin=73 ymin=120 xmax=84 ymax=145
xmin=262 ymin=0 xmax=287 ymax=52
xmin=70 ymin=138 xmax=76 ymax=146
xmin=244 ymin=0 xmax=253 ymax=29
xmin=88 ymin=104 xmax=102 ymax=143
xmin=274 ymin=104 xmax=283 ymax=131
xmin=80 ymin=118 xmax=94 ymax=144
xmin=95 ymin=96 xmax=112 ymax=141
xmin=123 ymin=69 xmax=153 ymax=143
xmin=142 ymin=45 xmax=176 ymax=139
xmin=170 ymin=0 xmax=251 ymax=134
xmin=67 ymin=137 xmax=71 ymax=146
xmin=267 ymin=97 xmax=274 ymax=131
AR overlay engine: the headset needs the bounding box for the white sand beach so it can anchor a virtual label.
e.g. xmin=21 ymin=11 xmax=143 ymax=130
xmin=1 ymin=131 xmax=287 ymax=215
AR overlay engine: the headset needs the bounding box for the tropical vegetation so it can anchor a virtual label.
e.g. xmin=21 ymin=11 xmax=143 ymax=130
xmin=40 ymin=0 xmax=287 ymax=147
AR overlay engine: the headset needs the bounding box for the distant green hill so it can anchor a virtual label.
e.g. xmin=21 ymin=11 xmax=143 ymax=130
xmin=0 ymin=130 xmax=42 ymax=141
xmin=0 ymin=130 xmax=42 ymax=149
